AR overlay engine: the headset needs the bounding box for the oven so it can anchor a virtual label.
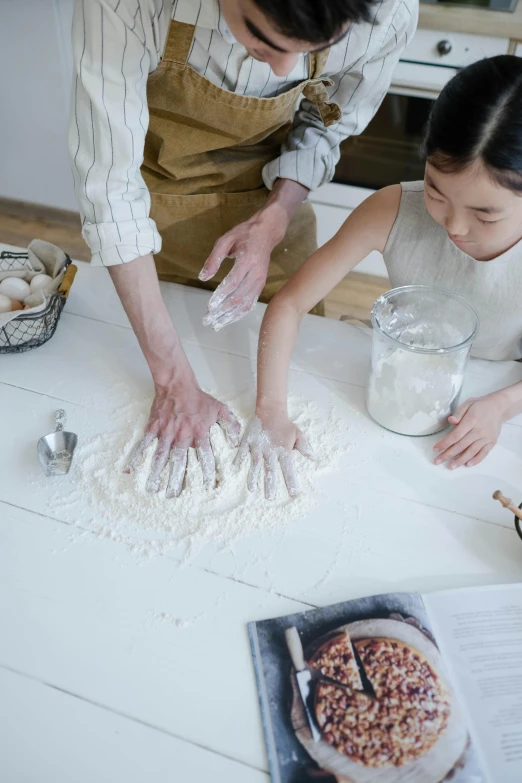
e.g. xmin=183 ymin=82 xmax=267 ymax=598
xmin=311 ymin=28 xmax=511 ymax=275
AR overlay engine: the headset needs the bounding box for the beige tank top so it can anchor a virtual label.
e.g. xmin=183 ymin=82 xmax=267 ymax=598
xmin=383 ymin=181 xmax=522 ymax=361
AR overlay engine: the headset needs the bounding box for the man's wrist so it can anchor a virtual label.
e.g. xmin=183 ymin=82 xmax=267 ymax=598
xmin=257 ymin=178 xmax=310 ymax=243
xmin=139 ymin=321 xmax=195 ymax=389
xmin=148 ymin=343 xmax=197 ymax=391
xmin=254 ymin=203 xmax=289 ymax=246
xmin=152 ymin=364 xmax=198 ymax=392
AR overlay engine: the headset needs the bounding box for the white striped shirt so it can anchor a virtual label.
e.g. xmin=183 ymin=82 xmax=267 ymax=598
xmin=69 ymin=0 xmax=418 ymax=266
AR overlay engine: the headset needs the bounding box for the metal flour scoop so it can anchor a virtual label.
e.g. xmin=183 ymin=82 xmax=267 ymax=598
xmin=37 ymin=409 xmax=77 ymax=476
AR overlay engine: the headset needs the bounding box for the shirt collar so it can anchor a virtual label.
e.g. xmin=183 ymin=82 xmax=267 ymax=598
xmin=173 ymin=0 xmax=237 ymax=44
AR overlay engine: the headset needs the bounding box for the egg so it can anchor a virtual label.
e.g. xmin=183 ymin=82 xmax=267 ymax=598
xmin=30 ymin=273 xmax=54 ymax=293
xmin=10 ymin=300 xmax=24 ymax=311
xmin=0 ymin=276 xmax=30 ymax=300
xmin=0 ymin=293 xmax=13 ymax=313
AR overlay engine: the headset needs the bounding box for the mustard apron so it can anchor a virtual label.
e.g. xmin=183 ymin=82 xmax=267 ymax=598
xmin=142 ymin=20 xmax=341 ymax=313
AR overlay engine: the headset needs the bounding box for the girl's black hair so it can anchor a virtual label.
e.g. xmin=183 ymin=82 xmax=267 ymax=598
xmin=423 ymin=55 xmax=522 ymax=193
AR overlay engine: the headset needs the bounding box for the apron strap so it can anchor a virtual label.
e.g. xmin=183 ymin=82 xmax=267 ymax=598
xmin=309 ymin=49 xmax=330 ymax=80
xmin=306 ymin=48 xmax=342 ymax=128
xmin=162 ymin=20 xmax=196 ymax=65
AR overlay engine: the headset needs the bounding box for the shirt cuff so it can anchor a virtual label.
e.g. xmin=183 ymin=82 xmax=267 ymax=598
xmin=82 ymin=218 xmax=162 ymax=266
xmin=262 ymin=148 xmax=336 ymax=193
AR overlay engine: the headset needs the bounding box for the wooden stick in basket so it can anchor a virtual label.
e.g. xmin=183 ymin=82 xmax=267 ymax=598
xmin=493 ymin=490 xmax=522 ymax=521
xmin=58 ymin=264 xmax=78 ymax=299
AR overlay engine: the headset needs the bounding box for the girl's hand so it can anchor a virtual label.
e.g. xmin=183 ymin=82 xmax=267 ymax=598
xmin=433 ymin=393 xmax=506 ymax=469
xmin=235 ymin=408 xmax=314 ymax=499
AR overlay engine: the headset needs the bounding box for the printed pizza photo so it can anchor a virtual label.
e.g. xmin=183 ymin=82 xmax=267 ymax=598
xmin=309 ymin=631 xmax=452 ymax=768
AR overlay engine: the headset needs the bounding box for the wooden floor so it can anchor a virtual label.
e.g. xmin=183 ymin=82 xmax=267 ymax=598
xmin=0 ymin=200 xmax=389 ymax=322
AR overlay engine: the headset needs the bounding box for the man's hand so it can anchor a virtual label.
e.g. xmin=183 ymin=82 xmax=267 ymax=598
xmin=108 ymin=254 xmax=240 ymax=494
xmin=433 ymin=393 xmax=507 ymax=469
xmin=200 ymin=211 xmax=282 ymax=331
xmin=126 ymin=384 xmax=240 ymax=497
xmin=200 ymin=179 xmax=309 ymax=331
xmin=235 ymin=406 xmax=314 ymax=500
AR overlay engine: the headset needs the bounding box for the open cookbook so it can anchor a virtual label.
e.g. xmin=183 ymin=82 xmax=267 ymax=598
xmin=249 ymin=584 xmax=522 ymax=783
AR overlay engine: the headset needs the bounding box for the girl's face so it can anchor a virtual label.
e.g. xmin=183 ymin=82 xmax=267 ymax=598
xmin=424 ymin=161 xmax=522 ymax=261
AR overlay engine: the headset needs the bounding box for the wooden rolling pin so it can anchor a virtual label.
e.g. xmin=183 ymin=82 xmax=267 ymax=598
xmin=493 ymin=490 xmax=522 ymax=521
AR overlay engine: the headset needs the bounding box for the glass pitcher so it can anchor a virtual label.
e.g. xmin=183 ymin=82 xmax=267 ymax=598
xmin=367 ymin=286 xmax=479 ymax=436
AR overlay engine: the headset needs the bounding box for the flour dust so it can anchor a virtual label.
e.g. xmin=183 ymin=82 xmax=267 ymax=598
xmin=49 ymin=391 xmax=352 ymax=564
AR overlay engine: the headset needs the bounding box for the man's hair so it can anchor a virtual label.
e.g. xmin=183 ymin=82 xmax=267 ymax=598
xmin=253 ymin=0 xmax=376 ymax=44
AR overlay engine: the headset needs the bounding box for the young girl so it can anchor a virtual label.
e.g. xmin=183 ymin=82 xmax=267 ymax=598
xmin=236 ymin=55 xmax=522 ymax=499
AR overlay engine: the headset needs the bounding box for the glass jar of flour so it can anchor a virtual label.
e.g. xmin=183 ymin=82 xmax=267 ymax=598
xmin=367 ymin=286 xmax=479 ymax=436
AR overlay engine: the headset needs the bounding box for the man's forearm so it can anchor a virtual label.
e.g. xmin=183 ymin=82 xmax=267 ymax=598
xmin=108 ymin=254 xmax=195 ymax=389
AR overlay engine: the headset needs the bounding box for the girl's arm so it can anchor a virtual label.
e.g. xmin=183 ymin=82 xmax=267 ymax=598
xmin=257 ymin=185 xmax=400 ymax=415
xmin=236 ymin=185 xmax=401 ymax=498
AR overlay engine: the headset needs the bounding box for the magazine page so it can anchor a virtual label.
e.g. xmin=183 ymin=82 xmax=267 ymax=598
xmin=249 ymin=591 xmax=485 ymax=783
xmin=424 ymin=583 xmax=522 ymax=783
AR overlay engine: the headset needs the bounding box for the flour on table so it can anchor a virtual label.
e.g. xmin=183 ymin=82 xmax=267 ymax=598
xmin=49 ymin=391 xmax=352 ymax=564
xmin=146 ymin=590 xmax=231 ymax=630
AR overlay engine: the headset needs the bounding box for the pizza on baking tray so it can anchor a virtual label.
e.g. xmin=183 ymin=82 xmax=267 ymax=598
xmin=311 ymin=632 xmax=451 ymax=768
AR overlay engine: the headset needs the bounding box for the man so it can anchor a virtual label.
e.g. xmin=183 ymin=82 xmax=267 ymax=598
xmin=70 ymin=0 xmax=417 ymax=496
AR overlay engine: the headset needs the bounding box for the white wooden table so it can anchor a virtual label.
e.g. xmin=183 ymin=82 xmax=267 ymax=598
xmin=1 ymin=244 xmax=521 ymax=782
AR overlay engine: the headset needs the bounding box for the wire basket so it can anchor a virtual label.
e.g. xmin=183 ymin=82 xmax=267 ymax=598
xmin=0 ymin=250 xmax=77 ymax=354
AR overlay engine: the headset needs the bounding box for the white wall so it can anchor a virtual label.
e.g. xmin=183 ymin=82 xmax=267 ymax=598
xmin=0 ymin=0 xmax=76 ymax=210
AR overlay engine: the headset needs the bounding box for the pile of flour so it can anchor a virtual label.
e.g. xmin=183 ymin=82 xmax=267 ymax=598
xmin=50 ymin=391 xmax=352 ymax=563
